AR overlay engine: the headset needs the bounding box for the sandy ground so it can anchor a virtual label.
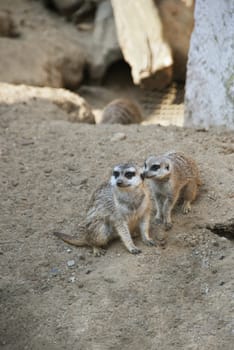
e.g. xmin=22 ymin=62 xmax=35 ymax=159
xmin=0 ymin=1 xmax=234 ymax=349
xmin=0 ymin=99 xmax=234 ymax=350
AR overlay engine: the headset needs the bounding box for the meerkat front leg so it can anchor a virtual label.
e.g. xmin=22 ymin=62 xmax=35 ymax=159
xmin=155 ymin=194 xmax=164 ymax=223
xmin=115 ymin=222 xmax=141 ymax=254
xmin=139 ymin=213 xmax=156 ymax=246
xmin=182 ymin=181 xmax=198 ymax=214
xmin=92 ymin=223 xmax=110 ymax=257
xmin=162 ymin=192 xmax=179 ymax=230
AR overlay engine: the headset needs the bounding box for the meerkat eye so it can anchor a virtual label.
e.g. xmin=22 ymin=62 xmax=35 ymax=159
xmin=150 ymin=164 xmax=160 ymax=171
xmin=113 ymin=171 xmax=120 ymax=178
xmin=125 ymin=171 xmax=136 ymax=179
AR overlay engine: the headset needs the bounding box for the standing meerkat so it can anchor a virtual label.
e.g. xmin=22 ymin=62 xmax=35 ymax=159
xmin=54 ymin=163 xmax=155 ymax=255
xmin=100 ymin=98 xmax=143 ymax=124
xmin=143 ymin=151 xmax=201 ymax=230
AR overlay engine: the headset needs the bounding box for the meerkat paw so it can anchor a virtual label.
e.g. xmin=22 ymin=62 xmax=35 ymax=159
xmin=143 ymin=238 xmax=156 ymax=247
xmin=129 ymin=246 xmax=142 ymax=254
xmin=164 ymin=222 xmax=173 ymax=231
xmin=93 ymin=247 xmax=106 ymax=257
xmin=182 ymin=202 xmax=191 ymax=214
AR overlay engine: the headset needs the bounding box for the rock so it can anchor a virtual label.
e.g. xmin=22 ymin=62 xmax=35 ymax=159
xmin=88 ymin=0 xmax=121 ymax=80
xmin=0 ymin=83 xmax=95 ymax=123
xmin=0 ymin=1 xmax=87 ymax=89
xmin=67 ymin=259 xmax=75 ymax=267
xmin=184 ymin=0 xmax=234 ymax=129
xmin=68 ymin=276 xmax=76 ymax=283
xmin=156 ymin=0 xmax=195 ymax=82
xmin=0 ymin=38 xmax=86 ymax=90
xmin=111 ymin=0 xmax=173 ymax=89
xmin=50 ymin=267 xmax=60 ymax=276
xmin=110 ymin=132 xmax=126 ymax=142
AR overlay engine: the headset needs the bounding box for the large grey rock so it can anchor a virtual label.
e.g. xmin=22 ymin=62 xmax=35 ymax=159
xmin=184 ymin=0 xmax=234 ymax=129
xmin=0 ymin=0 xmax=86 ymax=89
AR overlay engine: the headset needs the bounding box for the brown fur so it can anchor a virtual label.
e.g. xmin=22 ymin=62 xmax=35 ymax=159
xmin=54 ymin=163 xmax=154 ymax=255
xmin=144 ymin=151 xmax=201 ymax=230
xmin=101 ymin=98 xmax=143 ymax=125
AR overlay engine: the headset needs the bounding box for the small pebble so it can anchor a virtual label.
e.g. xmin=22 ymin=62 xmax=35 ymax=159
xmin=111 ymin=132 xmax=126 ymax=142
xmin=67 ymin=260 xmax=75 ymax=267
xmin=50 ymin=267 xmax=60 ymax=277
xmin=68 ymin=276 xmax=75 ymax=283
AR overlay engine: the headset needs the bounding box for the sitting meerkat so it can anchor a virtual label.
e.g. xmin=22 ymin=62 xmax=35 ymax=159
xmin=100 ymin=98 xmax=143 ymax=124
xmin=143 ymin=151 xmax=201 ymax=230
xmin=54 ymin=162 xmax=155 ymax=255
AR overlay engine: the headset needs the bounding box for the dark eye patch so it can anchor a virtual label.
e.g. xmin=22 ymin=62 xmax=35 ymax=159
xmin=150 ymin=164 xmax=160 ymax=171
xmin=113 ymin=171 xmax=120 ymax=178
xmin=125 ymin=171 xmax=136 ymax=179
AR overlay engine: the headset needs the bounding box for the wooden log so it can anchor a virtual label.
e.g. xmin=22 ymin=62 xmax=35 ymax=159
xmin=111 ymin=0 xmax=173 ymax=89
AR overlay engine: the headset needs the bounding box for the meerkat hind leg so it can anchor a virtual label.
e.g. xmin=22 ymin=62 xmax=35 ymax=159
xmin=139 ymin=215 xmax=156 ymax=246
xmin=115 ymin=222 xmax=141 ymax=254
xmin=92 ymin=223 xmax=111 ymax=256
xmin=182 ymin=181 xmax=198 ymax=214
xmin=163 ymin=193 xmax=179 ymax=230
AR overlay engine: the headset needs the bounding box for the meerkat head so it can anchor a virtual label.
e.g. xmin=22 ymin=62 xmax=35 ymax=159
xmin=110 ymin=163 xmax=144 ymax=190
xmin=143 ymin=156 xmax=171 ymax=181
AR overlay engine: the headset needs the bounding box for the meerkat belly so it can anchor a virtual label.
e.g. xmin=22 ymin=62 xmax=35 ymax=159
xmin=153 ymin=181 xmax=171 ymax=197
xmin=126 ymin=199 xmax=148 ymax=232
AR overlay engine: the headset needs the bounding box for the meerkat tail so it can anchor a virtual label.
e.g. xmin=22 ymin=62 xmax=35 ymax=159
xmin=53 ymin=232 xmax=88 ymax=247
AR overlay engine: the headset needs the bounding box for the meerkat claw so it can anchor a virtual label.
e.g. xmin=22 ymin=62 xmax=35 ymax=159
xmin=130 ymin=247 xmax=142 ymax=254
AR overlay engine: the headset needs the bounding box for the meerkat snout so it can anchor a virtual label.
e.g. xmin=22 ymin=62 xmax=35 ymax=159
xmin=111 ymin=164 xmax=143 ymax=189
xmin=144 ymin=156 xmax=171 ymax=180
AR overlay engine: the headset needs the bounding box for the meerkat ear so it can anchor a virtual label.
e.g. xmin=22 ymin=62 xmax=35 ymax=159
xmin=140 ymin=171 xmax=145 ymax=180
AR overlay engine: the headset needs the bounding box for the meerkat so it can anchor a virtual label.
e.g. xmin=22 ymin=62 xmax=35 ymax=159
xmin=100 ymin=98 xmax=143 ymax=125
xmin=143 ymin=151 xmax=201 ymax=230
xmin=54 ymin=162 xmax=155 ymax=255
